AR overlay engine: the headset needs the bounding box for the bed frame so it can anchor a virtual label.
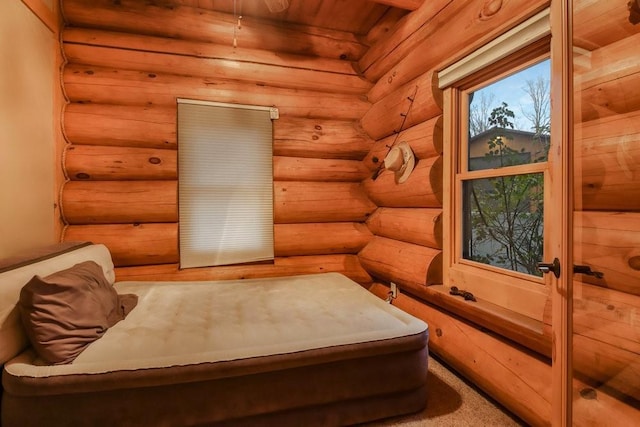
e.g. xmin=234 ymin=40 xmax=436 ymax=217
xmin=1 ymin=243 xmax=428 ymax=426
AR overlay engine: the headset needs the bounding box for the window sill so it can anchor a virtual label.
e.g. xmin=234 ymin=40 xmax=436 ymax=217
xmin=405 ymin=284 xmax=551 ymax=358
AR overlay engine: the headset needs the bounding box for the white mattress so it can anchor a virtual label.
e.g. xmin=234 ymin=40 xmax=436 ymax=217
xmin=6 ymin=272 xmax=427 ymax=378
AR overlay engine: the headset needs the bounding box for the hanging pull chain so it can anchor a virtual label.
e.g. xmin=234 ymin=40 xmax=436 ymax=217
xmin=233 ymin=0 xmax=243 ymax=48
xmin=233 ymin=15 xmax=242 ymax=48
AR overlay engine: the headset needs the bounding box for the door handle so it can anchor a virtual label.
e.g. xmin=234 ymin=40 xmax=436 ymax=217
xmin=538 ymin=258 xmax=561 ymax=279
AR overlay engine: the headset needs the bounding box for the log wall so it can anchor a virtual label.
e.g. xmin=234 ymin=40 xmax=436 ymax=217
xmin=358 ymin=0 xmax=640 ymax=422
xmin=357 ymin=39 xmax=444 ymax=293
xmin=58 ymin=0 xmax=375 ymax=284
xmin=354 ymin=4 xmax=543 ymax=421
xmin=358 ymin=0 xmax=517 ymax=307
xmin=356 ymin=0 xmax=549 ymax=295
xmin=369 ymin=284 xmax=640 ymax=427
xmin=55 ymin=0 xmax=640 ymax=422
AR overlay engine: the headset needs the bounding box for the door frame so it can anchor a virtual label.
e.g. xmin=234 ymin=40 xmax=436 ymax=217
xmin=549 ymin=0 xmax=573 ymax=425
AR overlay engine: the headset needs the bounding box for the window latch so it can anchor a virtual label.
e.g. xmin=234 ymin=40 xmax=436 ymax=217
xmin=538 ymin=258 xmax=561 ymax=278
xmin=573 ymin=265 xmax=604 ymax=279
xmin=449 ymin=286 xmax=476 ymax=301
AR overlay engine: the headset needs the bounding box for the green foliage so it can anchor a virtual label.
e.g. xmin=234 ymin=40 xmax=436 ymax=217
xmin=488 ymin=102 xmax=515 ymax=129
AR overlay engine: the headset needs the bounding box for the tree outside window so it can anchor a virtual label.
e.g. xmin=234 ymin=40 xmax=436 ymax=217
xmin=462 ymin=60 xmax=550 ymax=276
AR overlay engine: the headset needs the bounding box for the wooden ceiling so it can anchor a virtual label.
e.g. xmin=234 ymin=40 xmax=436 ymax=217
xmin=173 ymin=0 xmax=421 ymax=35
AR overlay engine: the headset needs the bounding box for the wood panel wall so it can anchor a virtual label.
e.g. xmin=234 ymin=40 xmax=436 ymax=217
xmin=59 ymin=0 xmax=376 ymax=284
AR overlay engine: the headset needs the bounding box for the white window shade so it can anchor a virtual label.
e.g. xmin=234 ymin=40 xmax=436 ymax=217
xmin=438 ymin=8 xmax=550 ymax=89
xmin=178 ymin=99 xmax=275 ymax=268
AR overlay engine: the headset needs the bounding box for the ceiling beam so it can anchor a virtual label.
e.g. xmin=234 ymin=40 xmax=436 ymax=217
xmin=367 ymin=0 xmax=423 ymax=11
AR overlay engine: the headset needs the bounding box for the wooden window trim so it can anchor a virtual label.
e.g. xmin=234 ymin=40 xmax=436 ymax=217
xmin=441 ymin=18 xmax=552 ymax=330
xmin=443 ymin=61 xmax=551 ymax=321
xmin=423 ymin=285 xmax=550 ymax=357
xmin=440 ymin=81 xmax=552 ymax=356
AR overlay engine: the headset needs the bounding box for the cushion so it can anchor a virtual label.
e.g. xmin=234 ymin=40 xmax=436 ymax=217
xmin=18 ymin=261 xmax=137 ymax=364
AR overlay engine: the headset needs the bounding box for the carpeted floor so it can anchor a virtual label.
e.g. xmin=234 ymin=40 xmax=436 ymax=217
xmin=363 ymin=353 xmax=528 ymax=426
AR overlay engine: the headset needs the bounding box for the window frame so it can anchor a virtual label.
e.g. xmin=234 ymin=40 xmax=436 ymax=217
xmin=440 ymin=11 xmax=552 ymax=321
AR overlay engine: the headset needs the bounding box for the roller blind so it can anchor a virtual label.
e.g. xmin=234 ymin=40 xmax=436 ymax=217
xmin=437 ymin=8 xmax=550 ymax=89
xmin=177 ymin=99 xmax=275 ymax=268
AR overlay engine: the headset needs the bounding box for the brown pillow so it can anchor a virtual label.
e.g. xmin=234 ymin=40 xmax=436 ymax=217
xmin=18 ymin=261 xmax=137 ymax=365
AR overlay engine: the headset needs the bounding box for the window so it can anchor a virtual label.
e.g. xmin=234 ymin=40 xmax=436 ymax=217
xmin=177 ymin=99 xmax=276 ymax=268
xmin=463 ymin=60 xmax=550 ymax=276
xmin=440 ymin=10 xmax=552 ymax=319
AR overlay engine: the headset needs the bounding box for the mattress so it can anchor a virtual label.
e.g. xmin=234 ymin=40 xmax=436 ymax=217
xmin=1 ymin=245 xmax=429 ymax=426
